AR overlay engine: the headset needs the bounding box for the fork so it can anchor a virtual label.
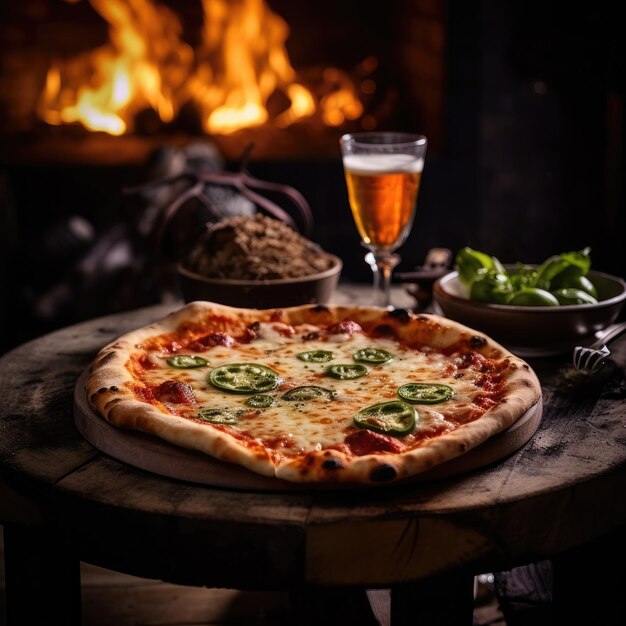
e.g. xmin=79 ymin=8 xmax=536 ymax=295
xmin=572 ymin=321 xmax=626 ymax=372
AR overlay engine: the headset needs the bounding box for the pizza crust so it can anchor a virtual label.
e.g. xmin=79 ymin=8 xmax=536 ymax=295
xmin=86 ymin=301 xmax=542 ymax=484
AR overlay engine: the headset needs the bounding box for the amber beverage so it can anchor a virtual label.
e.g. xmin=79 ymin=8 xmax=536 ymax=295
xmin=340 ymin=132 xmax=427 ymax=309
xmin=343 ymin=154 xmax=423 ymax=249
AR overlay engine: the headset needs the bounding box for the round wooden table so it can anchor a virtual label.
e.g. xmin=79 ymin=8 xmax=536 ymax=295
xmin=1 ymin=302 xmax=626 ymax=626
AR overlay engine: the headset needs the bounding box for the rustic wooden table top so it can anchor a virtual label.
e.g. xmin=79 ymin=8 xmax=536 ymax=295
xmin=1 ymin=290 xmax=626 ymax=598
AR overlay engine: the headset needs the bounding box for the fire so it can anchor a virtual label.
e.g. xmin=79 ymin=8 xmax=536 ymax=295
xmin=37 ymin=0 xmax=365 ymax=136
xmin=189 ymin=0 xmax=318 ymax=134
xmin=39 ymin=0 xmax=192 ymax=135
xmin=319 ymin=68 xmax=364 ymax=127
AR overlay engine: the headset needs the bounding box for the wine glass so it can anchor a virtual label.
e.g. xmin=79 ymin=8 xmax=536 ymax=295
xmin=340 ymin=132 xmax=427 ymax=309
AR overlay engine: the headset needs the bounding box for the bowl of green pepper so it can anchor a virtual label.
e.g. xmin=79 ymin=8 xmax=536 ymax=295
xmin=433 ymin=247 xmax=626 ymax=355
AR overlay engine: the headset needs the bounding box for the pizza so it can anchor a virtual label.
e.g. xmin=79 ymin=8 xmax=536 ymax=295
xmin=85 ymin=301 xmax=541 ymax=485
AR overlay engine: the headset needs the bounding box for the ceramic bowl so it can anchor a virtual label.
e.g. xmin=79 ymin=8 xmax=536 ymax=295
xmin=433 ymin=268 xmax=626 ymax=356
xmin=177 ymin=255 xmax=343 ymax=309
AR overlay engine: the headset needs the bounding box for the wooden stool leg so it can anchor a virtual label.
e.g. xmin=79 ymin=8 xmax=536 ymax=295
xmin=3 ymin=523 xmax=82 ymax=626
xmin=391 ymin=574 xmax=475 ymax=626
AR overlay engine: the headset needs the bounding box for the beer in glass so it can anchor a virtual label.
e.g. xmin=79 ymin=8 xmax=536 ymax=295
xmin=340 ymin=132 xmax=427 ymax=308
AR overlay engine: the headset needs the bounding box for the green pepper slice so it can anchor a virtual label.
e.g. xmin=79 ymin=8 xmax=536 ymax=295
xmin=167 ymin=355 xmax=208 ymax=368
xmin=353 ymin=347 xmax=394 ymax=364
xmin=326 ymin=364 xmax=368 ymax=380
xmin=209 ymin=363 xmax=281 ymax=393
xmin=197 ymin=408 xmax=238 ymax=424
xmin=282 ymin=386 xmax=335 ymax=401
xmin=297 ymin=350 xmax=335 ymax=363
xmin=354 ymin=400 xmax=416 ymax=436
xmin=246 ymin=394 xmax=275 ymax=408
xmin=397 ymin=383 xmax=454 ymax=404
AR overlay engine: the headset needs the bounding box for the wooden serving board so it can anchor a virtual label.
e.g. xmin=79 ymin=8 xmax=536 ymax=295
xmin=73 ymin=369 xmax=542 ymax=491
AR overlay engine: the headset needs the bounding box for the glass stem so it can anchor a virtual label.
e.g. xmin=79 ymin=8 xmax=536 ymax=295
xmin=366 ymin=252 xmax=400 ymax=309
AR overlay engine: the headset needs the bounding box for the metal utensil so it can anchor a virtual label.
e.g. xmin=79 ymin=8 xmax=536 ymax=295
xmin=573 ymin=321 xmax=626 ymax=372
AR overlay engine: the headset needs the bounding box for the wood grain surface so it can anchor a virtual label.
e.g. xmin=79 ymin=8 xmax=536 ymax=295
xmin=1 ymin=300 xmax=626 ymax=590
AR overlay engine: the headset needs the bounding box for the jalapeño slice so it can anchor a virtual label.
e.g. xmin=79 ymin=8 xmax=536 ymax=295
xmin=326 ymin=364 xmax=368 ymax=380
xmin=353 ymin=347 xmax=394 ymax=364
xmin=297 ymin=350 xmax=335 ymax=363
xmin=167 ymin=355 xmax=208 ymax=369
xmin=282 ymin=386 xmax=335 ymax=401
xmin=209 ymin=363 xmax=280 ymax=393
xmin=197 ymin=408 xmax=238 ymax=424
xmin=354 ymin=400 xmax=416 ymax=436
xmin=246 ymin=394 xmax=274 ymax=408
xmin=397 ymin=383 xmax=454 ymax=404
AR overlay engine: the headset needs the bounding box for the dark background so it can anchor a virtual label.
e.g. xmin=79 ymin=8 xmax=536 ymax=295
xmin=0 ymin=0 xmax=624 ymax=354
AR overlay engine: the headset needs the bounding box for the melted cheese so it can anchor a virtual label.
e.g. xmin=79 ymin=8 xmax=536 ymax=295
xmin=139 ymin=322 xmax=489 ymax=457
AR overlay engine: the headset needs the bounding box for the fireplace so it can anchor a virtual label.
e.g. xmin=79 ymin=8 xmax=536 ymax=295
xmin=0 ymin=0 xmax=624 ymax=354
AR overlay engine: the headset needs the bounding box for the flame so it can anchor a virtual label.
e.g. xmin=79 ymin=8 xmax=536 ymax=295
xmin=39 ymin=0 xmax=192 ymax=135
xmin=319 ymin=68 xmax=364 ymax=127
xmin=38 ymin=0 xmax=364 ymax=136
xmin=276 ymin=84 xmax=316 ymax=128
xmin=189 ymin=0 xmax=317 ymax=135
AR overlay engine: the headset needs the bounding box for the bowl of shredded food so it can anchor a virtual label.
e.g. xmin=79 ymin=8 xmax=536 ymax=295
xmin=177 ymin=214 xmax=342 ymax=309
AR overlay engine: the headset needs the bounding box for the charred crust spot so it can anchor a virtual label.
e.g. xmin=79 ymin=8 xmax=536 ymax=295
xmin=454 ymin=373 xmax=464 ymax=379
xmin=519 ymin=379 xmax=532 ymax=387
xmin=522 ymin=364 xmax=530 ymax=370
xmin=370 ymin=464 xmax=397 ymax=482
xmin=248 ymin=321 xmax=261 ymax=332
xmin=109 ymin=386 xmax=119 ymax=392
xmin=458 ymin=442 xmax=468 ymax=453
xmin=322 ymin=458 xmax=343 ymax=471
xmin=387 ymin=308 xmax=411 ymax=323
xmin=302 ymin=332 xmax=320 ymax=341
xmin=470 ymin=335 xmax=487 ymax=348
xmin=312 ymin=305 xmax=329 ymax=313
xmin=98 ymin=387 xmax=107 ymax=394
xmin=305 ymin=455 xmax=316 ymax=466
